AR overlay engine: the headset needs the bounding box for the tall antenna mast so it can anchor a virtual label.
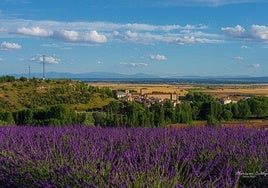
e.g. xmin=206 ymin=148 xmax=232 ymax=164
xmin=42 ymin=55 xmax=45 ymax=80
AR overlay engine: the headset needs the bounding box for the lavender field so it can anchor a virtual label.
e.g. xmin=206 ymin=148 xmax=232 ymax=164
xmin=0 ymin=126 xmax=267 ymax=187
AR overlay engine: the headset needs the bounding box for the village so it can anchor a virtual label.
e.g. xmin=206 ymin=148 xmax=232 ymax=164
xmin=115 ymin=88 xmax=240 ymax=108
xmin=115 ymin=88 xmax=179 ymax=107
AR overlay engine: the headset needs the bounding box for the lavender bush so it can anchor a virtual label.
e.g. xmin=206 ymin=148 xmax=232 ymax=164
xmin=0 ymin=126 xmax=267 ymax=187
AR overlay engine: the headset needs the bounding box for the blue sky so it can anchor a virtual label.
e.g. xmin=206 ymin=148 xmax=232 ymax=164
xmin=0 ymin=0 xmax=268 ymax=77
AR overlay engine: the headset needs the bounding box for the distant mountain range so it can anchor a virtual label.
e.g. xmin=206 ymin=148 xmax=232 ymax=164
xmin=6 ymin=72 xmax=268 ymax=83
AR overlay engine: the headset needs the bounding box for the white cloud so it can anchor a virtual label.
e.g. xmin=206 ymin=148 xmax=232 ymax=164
xmin=125 ymin=23 xmax=165 ymax=31
xmin=114 ymin=31 xmax=223 ymax=45
xmin=221 ymin=25 xmax=246 ymax=37
xmin=67 ymin=0 xmax=265 ymax=8
xmin=251 ymin=63 xmax=260 ymax=68
xmin=232 ymin=56 xmax=244 ymax=61
xmin=1 ymin=18 xmax=221 ymax=45
xmin=30 ymin=55 xmax=59 ymax=64
xmin=50 ymin=30 xmax=107 ymax=43
xmin=199 ymin=24 xmax=209 ymax=29
xmin=168 ymin=35 xmax=222 ymax=44
xmin=45 ymin=56 xmax=60 ymax=64
xmin=150 ymin=54 xmax=167 ymax=61
xmin=157 ymin=0 xmax=265 ymax=7
xmin=0 ymin=41 xmax=21 ymax=50
xmin=113 ymin=31 xmax=120 ymax=36
xmin=0 ymin=27 xmax=7 ymax=33
xmin=120 ymin=62 xmax=148 ymax=68
xmin=222 ymin=24 xmax=268 ymax=42
xmin=250 ymin=25 xmax=268 ymax=41
xmin=184 ymin=24 xmax=196 ymax=30
xmin=53 ymin=30 xmax=79 ymax=42
xmin=124 ymin=30 xmax=138 ymax=40
xmin=17 ymin=27 xmax=53 ymax=37
xmin=2 ymin=19 xmax=196 ymax=33
xmin=0 ymin=57 xmax=3 ymax=62
xmin=123 ymin=23 xmax=204 ymax=31
xmin=247 ymin=63 xmax=261 ymax=68
xmin=42 ymin=43 xmax=59 ymax=48
xmin=83 ymin=30 xmax=107 ymax=43
xmin=15 ymin=26 xmax=108 ymax=44
xmin=241 ymin=45 xmax=249 ymax=49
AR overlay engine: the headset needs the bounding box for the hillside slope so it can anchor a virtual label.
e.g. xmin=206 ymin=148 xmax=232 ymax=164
xmin=0 ymin=77 xmax=114 ymax=112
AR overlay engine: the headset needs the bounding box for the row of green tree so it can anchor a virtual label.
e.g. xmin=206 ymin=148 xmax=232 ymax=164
xmin=0 ymin=105 xmax=98 ymax=126
xmin=0 ymin=76 xmax=16 ymax=83
xmin=95 ymin=93 xmax=268 ymax=127
xmin=0 ymin=105 xmax=75 ymax=126
xmin=1 ymin=92 xmax=268 ymax=126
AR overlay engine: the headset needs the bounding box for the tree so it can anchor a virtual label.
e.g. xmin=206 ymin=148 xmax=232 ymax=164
xmin=106 ymin=101 xmax=122 ymax=113
xmin=175 ymin=104 xmax=181 ymax=123
xmin=186 ymin=92 xmax=214 ymax=103
xmin=164 ymin=101 xmax=176 ymax=124
xmin=248 ymin=97 xmax=265 ymax=118
xmin=92 ymin=112 xmax=106 ymax=126
xmin=210 ymin=101 xmax=223 ymax=120
xmin=79 ymin=113 xmax=95 ymax=126
xmin=180 ymin=103 xmax=193 ymax=124
xmin=206 ymin=114 xmax=219 ymax=126
xmin=14 ymin=109 xmax=34 ymax=125
xmin=159 ymin=105 xmax=165 ymax=126
xmin=0 ymin=110 xmax=15 ymax=125
xmin=0 ymin=76 xmax=16 ymax=83
xmin=200 ymin=102 xmax=211 ymax=120
xmin=237 ymin=100 xmax=251 ymax=119
xmin=221 ymin=109 xmax=233 ymax=121
xmin=19 ymin=77 xmax=28 ymax=82
xmin=232 ymin=103 xmax=239 ymax=119
xmin=150 ymin=103 xmax=165 ymax=127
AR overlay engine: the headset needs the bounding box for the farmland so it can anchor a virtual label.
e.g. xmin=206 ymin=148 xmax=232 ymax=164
xmin=89 ymin=82 xmax=268 ymax=100
xmin=0 ymin=126 xmax=267 ymax=187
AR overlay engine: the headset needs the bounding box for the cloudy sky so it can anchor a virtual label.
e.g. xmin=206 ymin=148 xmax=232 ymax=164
xmin=0 ymin=0 xmax=267 ymax=77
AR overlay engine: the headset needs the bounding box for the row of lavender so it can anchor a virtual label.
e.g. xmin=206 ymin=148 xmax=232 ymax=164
xmin=0 ymin=126 xmax=267 ymax=187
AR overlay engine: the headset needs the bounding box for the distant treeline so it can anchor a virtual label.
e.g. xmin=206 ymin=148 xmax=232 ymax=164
xmin=0 ymin=75 xmax=17 ymax=83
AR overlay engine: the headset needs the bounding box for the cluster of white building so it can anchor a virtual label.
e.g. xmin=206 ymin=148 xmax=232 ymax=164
xmin=115 ymin=88 xmax=180 ymax=107
xmin=219 ymin=97 xmax=239 ymax=104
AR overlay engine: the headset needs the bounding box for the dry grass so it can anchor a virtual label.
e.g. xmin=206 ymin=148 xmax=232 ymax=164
xmin=88 ymin=83 xmax=192 ymax=96
xmin=89 ymin=82 xmax=268 ymax=100
xmin=201 ymin=85 xmax=268 ymax=99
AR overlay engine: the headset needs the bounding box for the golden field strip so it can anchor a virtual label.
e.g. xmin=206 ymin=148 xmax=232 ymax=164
xmin=88 ymin=82 xmax=189 ymax=94
xmin=88 ymin=82 xmax=268 ymax=99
